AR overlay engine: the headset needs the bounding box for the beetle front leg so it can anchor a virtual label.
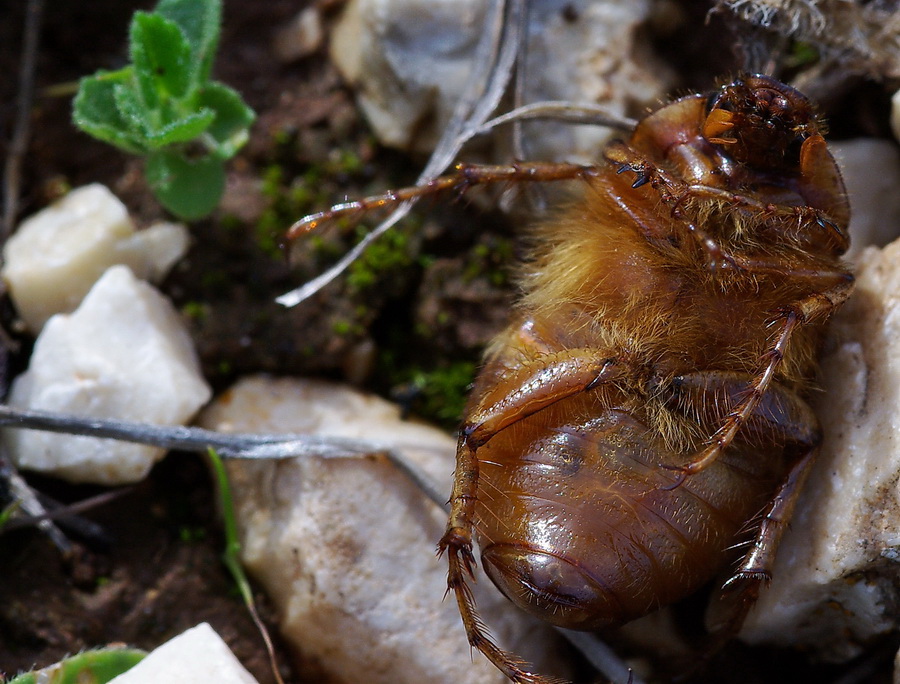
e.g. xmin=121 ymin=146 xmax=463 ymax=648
xmin=286 ymin=161 xmax=603 ymax=241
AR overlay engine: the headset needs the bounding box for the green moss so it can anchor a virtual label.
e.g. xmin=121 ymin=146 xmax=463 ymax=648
xmin=261 ymin=164 xmax=284 ymax=199
xmin=179 ymin=525 xmax=206 ymax=543
xmin=328 ymin=148 xmax=365 ymax=175
xmin=218 ymin=212 xmax=242 ymax=231
xmin=254 ymin=207 xmax=284 ymax=257
xmin=787 ymin=41 xmax=819 ymax=68
xmin=379 ymin=340 xmax=476 ymax=426
xmin=408 ymin=361 xmax=477 ymax=424
xmin=345 ymin=226 xmax=414 ymax=292
xmin=181 ymin=300 xmax=208 ymax=321
xmin=463 ymin=236 xmax=513 ymax=286
xmin=332 ymin=319 xmax=352 ymax=336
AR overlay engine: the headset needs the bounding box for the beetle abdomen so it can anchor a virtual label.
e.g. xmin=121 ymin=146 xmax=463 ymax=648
xmin=475 ymin=399 xmax=780 ymax=630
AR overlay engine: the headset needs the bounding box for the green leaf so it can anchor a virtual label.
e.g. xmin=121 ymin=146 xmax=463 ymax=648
xmin=73 ymin=71 xmax=149 ymax=154
xmin=155 ymin=0 xmax=221 ymax=83
xmin=112 ymin=81 xmax=152 ymax=141
xmin=130 ymin=11 xmax=193 ymax=105
xmin=146 ymin=149 xmax=225 ymax=220
xmin=145 ymin=108 xmax=216 ymax=147
xmin=7 ymin=647 xmax=146 ymax=684
xmin=196 ymin=82 xmax=255 ymax=159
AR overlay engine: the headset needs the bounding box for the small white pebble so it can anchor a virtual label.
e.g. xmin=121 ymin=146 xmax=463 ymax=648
xmin=108 ymin=623 xmax=258 ymax=684
xmin=891 ymin=88 xmax=900 ymax=144
xmin=272 ymin=6 xmax=323 ymax=62
xmin=3 ymin=265 xmax=211 ymax=485
xmin=1 ymin=184 xmax=189 ymax=332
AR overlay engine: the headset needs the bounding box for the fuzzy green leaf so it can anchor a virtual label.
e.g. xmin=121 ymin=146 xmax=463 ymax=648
xmin=73 ymin=70 xmax=149 ymax=154
xmin=155 ymin=0 xmax=221 ymax=83
xmin=130 ymin=11 xmax=193 ymax=106
xmin=112 ymin=81 xmax=153 ymax=141
xmin=7 ymin=647 xmax=146 ymax=684
xmin=145 ymin=108 xmax=216 ymax=147
xmin=146 ymin=149 xmax=225 ymax=220
xmin=196 ymin=82 xmax=255 ymax=159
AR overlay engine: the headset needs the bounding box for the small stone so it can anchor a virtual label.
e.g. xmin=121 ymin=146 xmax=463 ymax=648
xmin=832 ymin=139 xmax=900 ymax=254
xmin=330 ymin=0 xmax=671 ymax=160
xmin=1 ymin=184 xmax=189 ymax=332
xmin=272 ymin=6 xmax=324 ymax=62
xmin=198 ymin=376 xmax=572 ymax=684
xmin=3 ymin=265 xmax=211 ymax=485
xmin=892 ymin=88 xmax=900 ymax=145
xmin=740 ymin=238 xmax=900 ymax=660
xmin=108 ymin=623 xmax=258 ymax=684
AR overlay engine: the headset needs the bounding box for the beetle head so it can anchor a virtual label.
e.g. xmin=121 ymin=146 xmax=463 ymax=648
xmin=702 ymin=74 xmax=820 ymax=173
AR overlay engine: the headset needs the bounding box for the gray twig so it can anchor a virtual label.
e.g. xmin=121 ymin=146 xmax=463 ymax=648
xmin=3 ymin=0 xmax=45 ymax=240
xmin=277 ymin=0 xmax=524 ymax=307
xmin=0 ymin=403 xmax=448 ymax=510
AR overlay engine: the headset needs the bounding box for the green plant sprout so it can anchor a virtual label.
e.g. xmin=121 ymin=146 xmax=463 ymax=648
xmin=206 ymin=448 xmax=284 ymax=684
xmin=6 ymin=647 xmax=146 ymax=684
xmin=72 ymin=0 xmax=254 ymax=220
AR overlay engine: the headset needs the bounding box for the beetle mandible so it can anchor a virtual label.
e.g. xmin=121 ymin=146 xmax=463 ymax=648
xmin=288 ymin=73 xmax=853 ymax=683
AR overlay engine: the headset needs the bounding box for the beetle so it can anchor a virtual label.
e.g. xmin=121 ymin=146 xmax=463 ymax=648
xmin=288 ymin=73 xmax=853 ymax=683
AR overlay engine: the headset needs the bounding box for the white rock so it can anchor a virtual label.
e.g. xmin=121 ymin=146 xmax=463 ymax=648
xmin=1 ymin=184 xmax=189 ymax=332
xmin=740 ymin=239 xmax=900 ymax=659
xmin=108 ymin=623 xmax=258 ymax=684
xmin=832 ymin=139 xmax=900 ymax=255
xmin=892 ymin=88 xmax=900 ymax=145
xmin=330 ymin=0 xmax=671 ymax=161
xmin=198 ymin=376 xmax=572 ymax=684
xmin=3 ymin=265 xmax=211 ymax=485
xmin=272 ymin=6 xmax=324 ymax=62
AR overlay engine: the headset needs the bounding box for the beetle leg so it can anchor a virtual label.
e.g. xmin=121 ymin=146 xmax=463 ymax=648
xmin=439 ymin=346 xmax=642 ymax=684
xmin=658 ymin=369 xmax=823 ymax=648
xmin=705 ymin=446 xmax=819 ymax=640
xmin=286 ymin=161 xmax=603 ymax=241
xmin=664 ymin=276 xmax=853 ymax=485
xmin=658 ymin=370 xmax=820 ymax=452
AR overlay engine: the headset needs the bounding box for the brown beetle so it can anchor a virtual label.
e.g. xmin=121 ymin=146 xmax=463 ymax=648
xmin=435 ymin=74 xmax=853 ymax=683
xmin=289 ymin=74 xmax=853 ymax=683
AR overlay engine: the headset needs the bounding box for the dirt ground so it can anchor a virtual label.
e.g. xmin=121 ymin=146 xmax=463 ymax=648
xmin=0 ymin=0 xmax=897 ymax=683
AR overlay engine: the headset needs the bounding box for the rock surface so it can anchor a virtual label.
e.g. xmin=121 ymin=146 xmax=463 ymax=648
xmin=892 ymin=88 xmax=900 ymax=144
xmin=108 ymin=623 xmax=258 ymax=684
xmin=740 ymin=239 xmax=900 ymax=659
xmin=272 ymin=6 xmax=324 ymax=62
xmin=198 ymin=375 xmax=572 ymax=684
xmin=330 ymin=0 xmax=671 ymax=161
xmin=832 ymin=139 xmax=900 ymax=255
xmin=1 ymin=183 xmax=189 ymax=333
xmin=3 ymin=265 xmax=211 ymax=484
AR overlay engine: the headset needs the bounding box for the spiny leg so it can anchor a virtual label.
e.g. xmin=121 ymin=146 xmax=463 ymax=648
xmin=286 ymin=161 xmax=603 ymax=241
xmin=439 ymin=346 xmax=642 ymax=684
xmin=663 ymin=276 xmax=853 ymax=487
xmin=706 ymin=446 xmax=819 ymax=640
xmin=657 ymin=370 xmax=823 ymax=656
